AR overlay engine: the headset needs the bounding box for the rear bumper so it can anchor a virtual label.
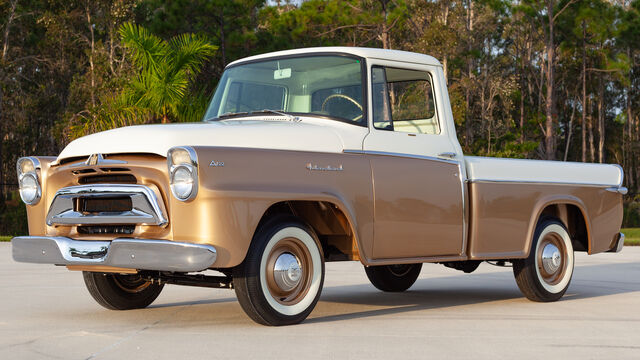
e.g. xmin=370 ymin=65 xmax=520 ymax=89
xmin=11 ymin=236 xmax=216 ymax=272
xmin=608 ymin=233 xmax=625 ymax=253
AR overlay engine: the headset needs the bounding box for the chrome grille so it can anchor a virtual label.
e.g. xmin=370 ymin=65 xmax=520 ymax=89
xmin=46 ymin=184 xmax=167 ymax=227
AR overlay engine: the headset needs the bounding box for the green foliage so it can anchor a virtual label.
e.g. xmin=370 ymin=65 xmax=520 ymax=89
xmin=623 ymin=198 xmax=640 ymax=228
xmin=0 ymin=192 xmax=28 ymax=236
xmin=68 ymin=22 xmax=218 ymax=137
xmin=621 ymin=228 xmax=640 ymax=245
xmin=118 ymin=22 xmax=217 ymax=123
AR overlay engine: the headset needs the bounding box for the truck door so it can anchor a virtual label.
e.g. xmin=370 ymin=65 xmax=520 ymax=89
xmin=363 ymin=64 xmax=465 ymax=259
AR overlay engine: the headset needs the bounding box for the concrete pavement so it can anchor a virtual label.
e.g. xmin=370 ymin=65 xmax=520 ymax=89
xmin=0 ymin=242 xmax=638 ymax=359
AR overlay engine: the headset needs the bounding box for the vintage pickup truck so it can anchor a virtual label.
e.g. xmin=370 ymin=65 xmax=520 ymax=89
xmin=12 ymin=47 xmax=626 ymax=326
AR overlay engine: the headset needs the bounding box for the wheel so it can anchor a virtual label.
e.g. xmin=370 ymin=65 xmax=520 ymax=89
xmin=364 ymin=263 xmax=422 ymax=292
xmin=233 ymin=215 xmax=325 ymax=326
xmin=82 ymin=272 xmax=164 ymax=310
xmin=513 ymin=218 xmax=574 ymax=302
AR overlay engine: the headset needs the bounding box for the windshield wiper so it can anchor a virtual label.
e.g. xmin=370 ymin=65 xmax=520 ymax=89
xmin=205 ymin=111 xmax=249 ymax=121
xmin=251 ymin=109 xmax=301 ymax=122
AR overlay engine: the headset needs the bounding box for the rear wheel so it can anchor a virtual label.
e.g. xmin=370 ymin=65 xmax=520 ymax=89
xmin=365 ymin=263 xmax=422 ymax=292
xmin=82 ymin=272 xmax=164 ymax=310
xmin=233 ymin=216 xmax=324 ymax=326
xmin=513 ymin=218 xmax=574 ymax=302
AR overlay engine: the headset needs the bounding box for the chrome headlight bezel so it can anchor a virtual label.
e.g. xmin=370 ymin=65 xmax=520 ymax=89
xmin=17 ymin=157 xmax=42 ymax=205
xmin=167 ymin=147 xmax=198 ymax=202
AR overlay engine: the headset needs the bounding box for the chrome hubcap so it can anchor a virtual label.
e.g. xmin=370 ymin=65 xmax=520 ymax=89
xmin=541 ymin=243 xmax=561 ymax=274
xmin=273 ymin=252 xmax=302 ymax=292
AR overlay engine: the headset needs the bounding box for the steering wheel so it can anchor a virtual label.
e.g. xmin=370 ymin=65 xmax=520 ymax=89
xmin=321 ymin=94 xmax=363 ymax=122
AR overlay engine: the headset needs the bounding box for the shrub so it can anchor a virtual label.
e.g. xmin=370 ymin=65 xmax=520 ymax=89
xmin=0 ymin=191 xmax=28 ymax=236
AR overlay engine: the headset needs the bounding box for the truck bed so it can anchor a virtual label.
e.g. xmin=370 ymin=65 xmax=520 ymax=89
xmin=463 ymin=156 xmax=623 ymax=259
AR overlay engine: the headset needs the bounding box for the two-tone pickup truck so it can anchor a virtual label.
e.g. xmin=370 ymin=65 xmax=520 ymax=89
xmin=12 ymin=47 xmax=626 ymax=326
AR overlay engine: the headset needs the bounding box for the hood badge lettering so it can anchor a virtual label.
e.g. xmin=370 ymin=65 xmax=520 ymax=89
xmin=306 ymin=163 xmax=343 ymax=172
xmin=209 ymin=161 xmax=225 ymax=167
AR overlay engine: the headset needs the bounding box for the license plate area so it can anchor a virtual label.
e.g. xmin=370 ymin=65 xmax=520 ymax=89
xmin=76 ymin=196 xmax=133 ymax=214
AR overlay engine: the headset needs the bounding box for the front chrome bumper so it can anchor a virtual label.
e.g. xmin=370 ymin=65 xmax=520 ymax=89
xmin=11 ymin=236 xmax=216 ymax=272
xmin=608 ymin=233 xmax=625 ymax=253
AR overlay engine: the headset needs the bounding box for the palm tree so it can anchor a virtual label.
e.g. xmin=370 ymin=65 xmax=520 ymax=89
xmin=118 ymin=23 xmax=218 ymax=123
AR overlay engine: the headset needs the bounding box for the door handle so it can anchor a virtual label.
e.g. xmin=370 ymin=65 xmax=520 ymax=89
xmin=438 ymin=152 xmax=457 ymax=159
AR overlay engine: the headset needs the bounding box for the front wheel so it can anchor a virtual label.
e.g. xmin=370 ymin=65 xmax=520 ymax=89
xmin=82 ymin=272 xmax=164 ymax=310
xmin=233 ymin=216 xmax=325 ymax=326
xmin=513 ymin=218 xmax=574 ymax=302
xmin=365 ymin=263 xmax=422 ymax=292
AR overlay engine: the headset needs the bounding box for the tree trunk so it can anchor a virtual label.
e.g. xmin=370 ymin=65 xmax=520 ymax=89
xmin=86 ymin=2 xmax=96 ymax=108
xmin=0 ymin=80 xmax=4 ymax=203
xmin=109 ymin=25 xmax=116 ymax=75
xmin=219 ymin=9 xmax=227 ymax=67
xmin=442 ymin=2 xmax=449 ymax=83
xmin=563 ymin=93 xmax=575 ymax=161
xmin=597 ymin=74 xmax=605 ymax=163
xmin=581 ymin=21 xmax=587 ymax=163
xmin=380 ymin=0 xmax=390 ymax=49
xmin=519 ymin=41 xmax=526 ymax=143
xmin=464 ymin=0 xmax=474 ymax=148
xmin=627 ymin=48 xmax=635 ymax=190
xmin=588 ymin=99 xmax=595 ymax=162
xmin=2 ymin=0 xmax=18 ymax=61
xmin=544 ymin=0 xmax=556 ymax=160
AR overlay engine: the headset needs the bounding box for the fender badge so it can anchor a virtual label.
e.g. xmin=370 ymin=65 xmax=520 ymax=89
xmin=209 ymin=161 xmax=225 ymax=167
xmin=306 ymin=163 xmax=343 ymax=171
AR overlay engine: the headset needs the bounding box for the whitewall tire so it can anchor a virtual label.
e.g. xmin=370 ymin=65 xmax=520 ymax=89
xmin=233 ymin=215 xmax=324 ymax=326
xmin=513 ymin=218 xmax=574 ymax=302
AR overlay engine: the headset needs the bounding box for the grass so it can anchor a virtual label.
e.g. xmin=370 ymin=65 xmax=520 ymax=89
xmin=0 ymin=236 xmax=13 ymax=242
xmin=622 ymin=228 xmax=640 ymax=246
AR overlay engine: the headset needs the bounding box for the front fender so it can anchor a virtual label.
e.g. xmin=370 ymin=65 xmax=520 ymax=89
xmin=169 ymin=146 xmax=373 ymax=268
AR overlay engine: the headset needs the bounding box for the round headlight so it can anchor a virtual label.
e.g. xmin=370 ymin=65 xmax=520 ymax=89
xmin=19 ymin=173 xmax=40 ymax=204
xmin=171 ymin=166 xmax=195 ymax=200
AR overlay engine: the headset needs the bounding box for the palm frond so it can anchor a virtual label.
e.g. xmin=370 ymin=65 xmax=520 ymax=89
xmin=119 ymin=22 xmax=167 ymax=72
xmin=169 ymin=33 xmax=218 ymax=77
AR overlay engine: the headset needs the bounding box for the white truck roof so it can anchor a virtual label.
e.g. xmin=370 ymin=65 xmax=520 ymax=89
xmin=227 ymin=47 xmax=443 ymax=68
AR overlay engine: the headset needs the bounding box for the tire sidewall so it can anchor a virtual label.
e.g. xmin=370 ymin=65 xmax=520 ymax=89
xmin=237 ymin=216 xmax=325 ymax=325
xmin=83 ymin=272 xmax=163 ymax=310
xmin=258 ymin=225 xmax=324 ymax=316
xmin=530 ymin=219 xmax=574 ymax=297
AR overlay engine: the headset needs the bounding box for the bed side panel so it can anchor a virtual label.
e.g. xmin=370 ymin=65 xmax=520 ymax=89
xmin=468 ymin=182 xmax=622 ymax=259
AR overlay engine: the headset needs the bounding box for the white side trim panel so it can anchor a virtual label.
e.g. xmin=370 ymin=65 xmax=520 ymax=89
xmin=465 ymin=156 xmax=623 ymax=187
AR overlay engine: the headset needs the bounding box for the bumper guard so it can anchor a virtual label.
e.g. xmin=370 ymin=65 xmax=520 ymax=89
xmin=607 ymin=233 xmax=625 ymax=253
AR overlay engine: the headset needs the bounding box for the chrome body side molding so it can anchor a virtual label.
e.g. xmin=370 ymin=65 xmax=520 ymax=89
xmin=343 ymin=149 xmax=459 ymax=165
xmin=45 ymin=184 xmax=168 ymax=227
xmin=468 ymin=178 xmax=624 ymax=188
xmin=11 ymin=236 xmax=217 ymax=272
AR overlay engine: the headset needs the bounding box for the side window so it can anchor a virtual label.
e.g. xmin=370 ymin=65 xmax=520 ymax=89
xmin=372 ymin=66 xmax=440 ymax=134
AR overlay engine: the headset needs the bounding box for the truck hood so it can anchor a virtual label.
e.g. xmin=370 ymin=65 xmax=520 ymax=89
xmin=55 ymin=119 xmax=367 ymax=163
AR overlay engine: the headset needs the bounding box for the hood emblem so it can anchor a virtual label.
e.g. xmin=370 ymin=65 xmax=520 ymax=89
xmin=81 ymin=153 xmax=126 ymax=167
xmin=306 ymin=163 xmax=343 ymax=172
xmin=209 ymin=160 xmax=225 ymax=167
xmin=86 ymin=154 xmax=102 ymax=166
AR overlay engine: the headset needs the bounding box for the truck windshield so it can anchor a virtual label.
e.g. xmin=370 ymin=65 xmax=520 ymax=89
xmin=203 ymin=55 xmax=366 ymax=126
